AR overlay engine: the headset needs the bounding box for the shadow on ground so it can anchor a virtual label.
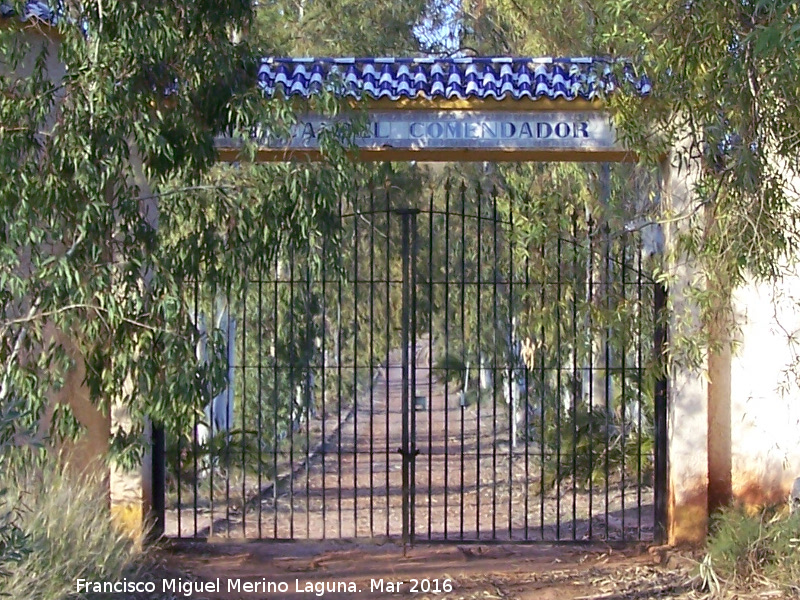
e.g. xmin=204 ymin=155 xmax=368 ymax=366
xmin=156 ymin=540 xmax=698 ymax=600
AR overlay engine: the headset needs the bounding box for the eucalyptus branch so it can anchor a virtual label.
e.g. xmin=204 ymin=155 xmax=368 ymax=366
xmin=1 ymin=303 xmax=179 ymax=336
xmin=137 ymin=184 xmax=246 ymax=204
xmin=65 ymin=231 xmax=85 ymax=259
xmin=0 ymin=297 xmax=42 ymax=404
xmin=358 ymin=212 xmax=387 ymax=239
xmin=0 ymin=226 xmax=86 ymax=404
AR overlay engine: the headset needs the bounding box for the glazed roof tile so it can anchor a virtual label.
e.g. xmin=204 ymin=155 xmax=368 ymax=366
xmin=258 ymin=57 xmax=652 ymax=102
xmin=0 ymin=1 xmax=59 ymax=23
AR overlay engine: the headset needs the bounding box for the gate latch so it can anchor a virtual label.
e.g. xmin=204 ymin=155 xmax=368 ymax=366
xmin=396 ymin=447 xmax=420 ymax=459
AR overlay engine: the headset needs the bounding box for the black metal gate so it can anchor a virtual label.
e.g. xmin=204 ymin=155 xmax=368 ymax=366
xmin=163 ymin=179 xmax=667 ymax=543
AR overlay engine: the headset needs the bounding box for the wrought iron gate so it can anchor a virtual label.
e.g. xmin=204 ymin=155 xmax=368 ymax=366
xmin=163 ymin=179 xmax=667 ymax=543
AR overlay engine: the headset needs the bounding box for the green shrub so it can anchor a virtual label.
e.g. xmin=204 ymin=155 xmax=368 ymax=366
xmin=433 ymin=352 xmax=470 ymax=387
xmin=703 ymin=504 xmax=800 ymax=592
xmin=539 ymin=405 xmax=654 ymax=489
xmin=0 ymin=458 xmax=144 ymax=600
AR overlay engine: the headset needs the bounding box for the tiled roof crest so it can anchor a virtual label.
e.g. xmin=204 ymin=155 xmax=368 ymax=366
xmin=258 ymin=57 xmax=652 ymax=102
xmin=1 ymin=1 xmax=60 ymax=24
xmin=3 ymin=6 xmax=653 ymax=102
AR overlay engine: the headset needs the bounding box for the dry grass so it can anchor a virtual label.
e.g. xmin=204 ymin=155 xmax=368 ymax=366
xmin=0 ymin=457 xmax=144 ymax=600
xmin=698 ymin=504 xmax=800 ymax=599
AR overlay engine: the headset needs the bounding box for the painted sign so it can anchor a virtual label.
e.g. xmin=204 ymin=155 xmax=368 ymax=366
xmin=216 ymin=110 xmax=629 ymax=161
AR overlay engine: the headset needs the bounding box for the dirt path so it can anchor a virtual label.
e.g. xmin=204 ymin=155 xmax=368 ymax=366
xmin=161 ymin=344 xmax=679 ymax=598
xmin=167 ymin=338 xmax=653 ymax=542
xmin=159 ymin=540 xmax=697 ymax=600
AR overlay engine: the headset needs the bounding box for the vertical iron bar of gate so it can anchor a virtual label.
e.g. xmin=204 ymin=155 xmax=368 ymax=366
xmin=257 ymin=274 xmax=263 ymax=539
xmin=555 ymin=216 xmax=563 ymax=540
xmin=475 ymin=183 xmax=482 ymax=539
xmin=242 ymin=271 xmax=248 ymax=538
xmin=636 ymin=243 xmax=644 ymax=539
xmin=491 ymin=187 xmax=498 ymax=540
xmin=428 ymin=192 xmax=434 ymax=541
xmin=288 ymin=248 xmax=296 ymax=539
xmin=321 ymin=236 xmax=328 ymax=539
xmin=176 ymin=325 xmax=182 ymax=537
xmin=620 ymin=235 xmax=628 ymax=538
xmin=369 ymin=190 xmax=376 ymax=538
xmin=571 ymin=210 xmax=579 ymax=540
xmin=305 ymin=262 xmax=312 ymax=538
xmin=151 ymin=425 xmax=165 ymax=541
xmin=192 ymin=265 xmax=200 ymax=537
xmin=507 ymin=191 xmax=515 ymax=540
xmin=384 ymin=195 xmax=392 ymax=537
xmin=524 ymin=226 xmax=531 ymax=541
xmin=398 ymin=208 xmax=413 ymax=546
xmin=209 ymin=280 xmax=216 ymax=537
xmin=353 ymin=202 xmax=360 ymax=537
xmin=336 ymin=211 xmax=344 ymax=538
xmin=440 ymin=187 xmax=449 ymax=541
xmin=653 ymin=281 xmax=668 ymax=544
xmin=587 ymin=215 xmax=594 ymax=539
xmin=538 ymin=231 xmax=546 ymax=539
xmin=410 ymin=209 xmax=419 ymax=544
xmin=604 ymin=219 xmax=612 ymax=538
xmin=601 ymin=164 xmax=612 ymax=539
xmin=225 ymin=281 xmax=232 ymax=538
xmin=443 ymin=181 xmax=451 ymax=540
xmin=423 ymin=192 xmax=434 ymax=540
xmin=272 ymin=255 xmax=279 ymax=538
xmin=458 ymin=184 xmax=466 ymax=540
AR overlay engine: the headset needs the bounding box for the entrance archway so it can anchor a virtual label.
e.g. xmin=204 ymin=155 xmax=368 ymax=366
xmin=161 ymin=57 xmax=667 ymax=544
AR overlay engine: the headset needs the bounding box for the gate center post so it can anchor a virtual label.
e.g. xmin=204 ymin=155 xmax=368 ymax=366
xmin=397 ymin=208 xmax=420 ymax=547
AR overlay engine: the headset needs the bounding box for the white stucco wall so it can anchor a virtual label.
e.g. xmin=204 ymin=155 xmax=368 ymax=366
xmin=661 ymin=151 xmax=711 ymax=544
xmin=731 ymin=269 xmax=800 ymax=505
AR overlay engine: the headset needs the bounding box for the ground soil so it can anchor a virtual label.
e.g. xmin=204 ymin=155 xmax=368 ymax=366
xmin=156 ymin=539 xmax=703 ymax=600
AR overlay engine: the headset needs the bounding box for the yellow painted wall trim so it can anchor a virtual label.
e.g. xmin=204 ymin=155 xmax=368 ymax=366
xmin=110 ymin=502 xmax=146 ymax=543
